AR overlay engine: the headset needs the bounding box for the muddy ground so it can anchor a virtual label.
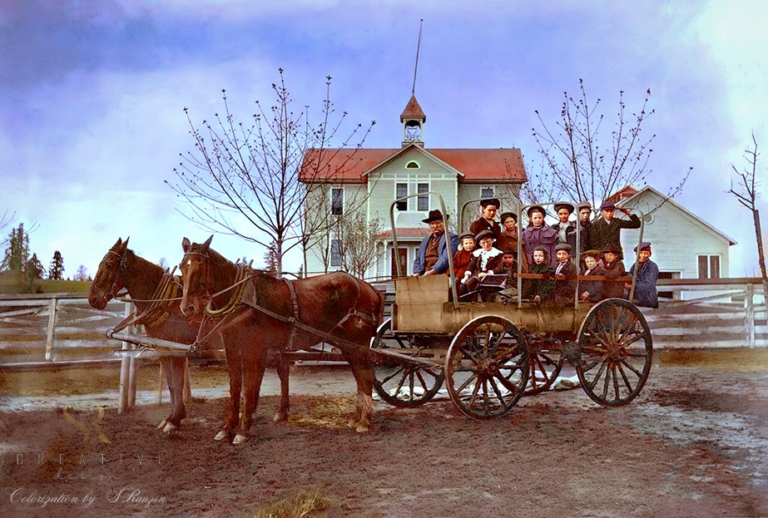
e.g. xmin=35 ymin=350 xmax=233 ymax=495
xmin=0 ymin=349 xmax=767 ymax=517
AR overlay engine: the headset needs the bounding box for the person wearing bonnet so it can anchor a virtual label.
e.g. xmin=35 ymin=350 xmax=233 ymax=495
xmin=624 ymin=241 xmax=659 ymax=308
xmin=522 ymin=205 xmax=558 ymax=268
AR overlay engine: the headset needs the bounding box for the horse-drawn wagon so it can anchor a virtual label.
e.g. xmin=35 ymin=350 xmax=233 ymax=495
xmin=369 ymin=193 xmax=654 ymax=419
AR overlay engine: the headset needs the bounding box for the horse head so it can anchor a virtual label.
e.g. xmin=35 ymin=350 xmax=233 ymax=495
xmin=179 ymin=235 xmax=214 ymax=317
xmin=88 ymin=237 xmax=130 ymax=310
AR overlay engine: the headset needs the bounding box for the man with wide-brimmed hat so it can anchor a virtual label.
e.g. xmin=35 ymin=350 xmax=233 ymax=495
xmin=624 ymin=241 xmax=659 ymax=308
xmin=588 ymin=200 xmax=641 ymax=260
xmin=469 ymin=198 xmax=502 ymax=240
xmin=413 ymin=209 xmax=459 ymax=276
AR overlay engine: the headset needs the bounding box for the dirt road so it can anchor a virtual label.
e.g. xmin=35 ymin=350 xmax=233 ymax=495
xmin=1 ymin=349 xmax=767 ymax=517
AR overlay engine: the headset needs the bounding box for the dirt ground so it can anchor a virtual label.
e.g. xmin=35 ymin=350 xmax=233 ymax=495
xmin=1 ymin=350 xmax=767 ymax=518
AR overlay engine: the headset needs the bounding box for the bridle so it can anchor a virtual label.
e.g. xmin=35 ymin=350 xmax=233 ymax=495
xmin=104 ymin=248 xmax=129 ymax=300
xmin=180 ymin=250 xmax=213 ymax=307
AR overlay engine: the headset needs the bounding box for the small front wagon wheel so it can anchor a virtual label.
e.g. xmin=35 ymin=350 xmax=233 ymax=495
xmin=576 ymin=299 xmax=653 ymax=407
xmin=371 ymin=319 xmax=444 ymax=407
xmin=445 ymin=316 xmax=529 ymax=420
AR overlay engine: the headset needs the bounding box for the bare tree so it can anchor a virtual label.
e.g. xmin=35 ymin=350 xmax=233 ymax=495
xmin=0 ymin=210 xmax=15 ymax=248
xmin=167 ymin=69 xmax=375 ymax=276
xmin=728 ymin=132 xmax=767 ymax=289
xmin=335 ymin=212 xmax=383 ymax=279
xmin=74 ymin=265 xmax=89 ymax=281
xmin=528 ymin=79 xmax=690 ymax=210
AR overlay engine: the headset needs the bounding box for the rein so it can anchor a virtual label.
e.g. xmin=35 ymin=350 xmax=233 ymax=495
xmin=107 ymin=273 xmax=181 ymax=337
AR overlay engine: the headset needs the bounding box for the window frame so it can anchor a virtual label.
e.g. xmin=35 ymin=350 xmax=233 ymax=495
xmin=417 ymin=182 xmax=430 ymax=211
xmin=395 ymin=183 xmax=408 ymax=211
xmin=331 ymin=187 xmax=344 ymax=216
xmin=330 ymin=239 xmax=343 ymax=267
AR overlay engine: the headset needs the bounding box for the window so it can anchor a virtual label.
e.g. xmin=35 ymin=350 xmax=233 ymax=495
xmin=396 ymin=183 xmax=408 ymax=211
xmin=406 ymin=161 xmax=420 ymax=169
xmin=481 ymin=186 xmax=495 ymax=199
xmin=697 ymin=255 xmax=720 ymax=279
xmin=331 ymin=240 xmax=343 ymax=267
xmin=417 ymin=183 xmax=429 ymax=211
xmin=658 ymin=271 xmax=679 ymax=300
xmin=331 ymin=187 xmax=343 ymax=216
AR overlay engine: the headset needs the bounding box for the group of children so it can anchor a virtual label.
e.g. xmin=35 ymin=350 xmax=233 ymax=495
xmin=450 ymin=198 xmax=656 ymax=306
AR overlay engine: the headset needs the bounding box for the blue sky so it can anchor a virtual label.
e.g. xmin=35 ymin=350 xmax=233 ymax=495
xmin=1 ymin=0 xmax=767 ymax=277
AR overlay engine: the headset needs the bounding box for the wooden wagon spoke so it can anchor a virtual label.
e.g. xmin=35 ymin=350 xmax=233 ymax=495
xmin=611 ymin=364 xmax=621 ymax=401
xmin=601 ymin=362 xmax=612 ymax=399
xmin=619 ymin=358 xmax=644 ymax=378
xmin=379 ymin=366 xmax=406 ymax=385
xmin=456 ymin=372 xmax=480 ymax=395
xmin=487 ymin=377 xmax=507 ymax=405
xmin=415 ymin=369 xmax=436 ymax=391
xmin=494 ymin=372 xmax=520 ymax=395
xmin=586 ymin=361 xmax=607 ymax=391
xmin=617 ymin=362 xmax=634 ymax=392
xmin=467 ymin=376 xmax=483 ymax=407
xmin=619 ymin=331 xmax=648 ymax=349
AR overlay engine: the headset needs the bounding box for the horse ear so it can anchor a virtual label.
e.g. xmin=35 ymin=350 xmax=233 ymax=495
xmin=182 ymin=237 xmax=191 ymax=252
xmin=114 ymin=237 xmax=122 ymax=248
xmin=121 ymin=236 xmax=130 ymax=251
xmin=202 ymin=235 xmax=213 ymax=250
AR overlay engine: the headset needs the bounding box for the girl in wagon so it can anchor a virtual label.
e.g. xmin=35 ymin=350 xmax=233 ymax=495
xmin=522 ymin=205 xmax=558 ymax=268
xmin=458 ymin=229 xmax=503 ymax=300
xmin=523 ymin=246 xmax=555 ymax=304
xmin=496 ymin=211 xmax=528 ymax=273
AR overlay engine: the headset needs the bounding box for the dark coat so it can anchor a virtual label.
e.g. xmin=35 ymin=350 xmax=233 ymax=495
xmin=628 ymin=259 xmax=659 ymax=308
xmin=588 ymin=215 xmax=641 ymax=260
xmin=550 ymin=221 xmax=579 ymax=254
xmin=495 ymin=232 xmax=529 ymax=272
xmin=523 ymin=262 xmax=555 ymax=302
xmin=413 ymin=232 xmax=459 ymax=275
xmin=601 ymin=259 xmax=626 ymax=299
xmin=465 ymin=248 xmax=504 ymax=277
xmin=549 ymin=260 xmax=577 ymax=303
xmin=578 ymin=220 xmax=592 ymax=253
xmin=579 ymin=263 xmax=605 ymax=302
xmin=452 ymin=249 xmax=474 ymax=279
xmin=521 ymin=225 xmax=558 ymax=268
xmin=469 ymin=218 xmax=502 ymax=242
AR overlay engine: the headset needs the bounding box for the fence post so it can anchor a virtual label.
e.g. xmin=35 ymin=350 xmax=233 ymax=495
xmin=746 ymin=283 xmax=755 ymax=349
xmin=119 ymin=302 xmax=132 ymax=413
xmin=44 ymin=297 xmax=58 ymax=361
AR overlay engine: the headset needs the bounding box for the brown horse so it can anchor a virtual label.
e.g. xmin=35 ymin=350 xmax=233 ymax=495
xmin=88 ymin=237 xmax=292 ymax=434
xmin=179 ymin=236 xmax=384 ymax=445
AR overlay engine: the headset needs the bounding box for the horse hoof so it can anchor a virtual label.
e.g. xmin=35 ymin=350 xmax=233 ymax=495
xmin=213 ymin=430 xmax=229 ymax=441
xmin=233 ymin=434 xmax=247 ymax=445
xmin=163 ymin=422 xmax=178 ymax=435
xmin=355 ymin=424 xmax=371 ymax=433
xmin=157 ymin=419 xmax=168 ymax=430
xmin=346 ymin=418 xmax=356 ymax=429
xmin=273 ymin=412 xmax=287 ymax=423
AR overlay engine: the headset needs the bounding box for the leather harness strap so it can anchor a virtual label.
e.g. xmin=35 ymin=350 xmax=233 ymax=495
xmin=283 ymin=278 xmax=300 ymax=350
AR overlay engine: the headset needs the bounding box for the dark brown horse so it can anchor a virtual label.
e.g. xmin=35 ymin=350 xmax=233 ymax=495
xmin=88 ymin=237 xmax=292 ymax=434
xmin=179 ymin=236 xmax=384 ymax=445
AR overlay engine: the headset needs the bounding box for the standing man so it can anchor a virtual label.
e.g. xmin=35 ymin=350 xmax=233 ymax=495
xmin=413 ymin=209 xmax=459 ymax=276
xmin=469 ymin=198 xmax=502 ymax=241
xmin=625 ymin=242 xmax=659 ymax=308
xmin=588 ymin=201 xmax=641 ymax=260
xmin=576 ymin=201 xmax=593 ymax=254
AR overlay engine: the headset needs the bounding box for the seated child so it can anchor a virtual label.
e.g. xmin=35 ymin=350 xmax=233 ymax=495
xmin=495 ymin=249 xmax=519 ymax=302
xmin=522 ymin=246 xmax=555 ymax=303
xmin=549 ymin=243 xmax=577 ymax=303
xmin=579 ymin=249 xmax=605 ymax=302
xmin=458 ymin=229 xmax=503 ymax=300
xmin=452 ymin=232 xmax=476 ymax=279
xmin=600 ymin=244 xmax=626 ymax=299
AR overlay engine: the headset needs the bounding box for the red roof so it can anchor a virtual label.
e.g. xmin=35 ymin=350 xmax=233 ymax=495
xmin=400 ymin=95 xmax=426 ymax=122
xmin=300 ymin=146 xmax=527 ymax=182
xmin=606 ymin=185 xmax=638 ymax=203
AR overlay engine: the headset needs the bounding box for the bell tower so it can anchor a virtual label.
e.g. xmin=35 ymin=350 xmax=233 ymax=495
xmin=400 ymin=95 xmax=426 ymax=147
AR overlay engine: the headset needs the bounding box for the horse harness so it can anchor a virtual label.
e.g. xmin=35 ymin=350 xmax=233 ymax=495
xmin=108 ymin=272 xmax=181 ymax=337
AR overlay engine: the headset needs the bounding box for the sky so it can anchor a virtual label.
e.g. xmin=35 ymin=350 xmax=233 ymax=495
xmin=2 ymin=0 xmax=768 ymax=278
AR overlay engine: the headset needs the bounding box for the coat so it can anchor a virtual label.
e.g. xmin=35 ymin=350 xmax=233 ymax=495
xmin=495 ymin=232 xmax=529 ymax=272
xmin=550 ymin=221 xmax=579 ymax=254
xmin=579 ymin=263 xmax=605 ymax=303
xmin=469 ymin=218 xmax=502 ymax=241
xmin=523 ymin=262 xmax=555 ymax=302
xmin=413 ymin=232 xmax=459 ymax=275
xmin=521 ymin=225 xmax=558 ymax=268
xmin=628 ymin=259 xmax=659 ymax=308
xmin=601 ymin=259 xmax=626 ymax=299
xmin=465 ymin=248 xmax=504 ymax=277
xmin=588 ymin=215 xmax=641 ymax=260
xmin=452 ymin=249 xmax=474 ymax=279
xmin=549 ymin=260 xmax=577 ymax=303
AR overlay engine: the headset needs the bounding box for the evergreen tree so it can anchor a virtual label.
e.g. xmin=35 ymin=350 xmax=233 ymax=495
xmin=26 ymin=253 xmax=45 ymax=283
xmin=49 ymin=251 xmax=65 ymax=280
xmin=263 ymin=242 xmax=278 ymax=274
xmin=1 ymin=223 xmax=30 ymax=272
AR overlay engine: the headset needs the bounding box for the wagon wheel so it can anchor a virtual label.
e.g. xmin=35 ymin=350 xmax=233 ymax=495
xmin=370 ymin=319 xmax=444 ymax=407
xmin=524 ymin=342 xmax=563 ymax=396
xmin=576 ymin=299 xmax=653 ymax=407
xmin=445 ymin=316 xmax=529 ymax=420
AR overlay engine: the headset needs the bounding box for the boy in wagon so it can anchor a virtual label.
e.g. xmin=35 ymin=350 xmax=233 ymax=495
xmin=549 ymin=243 xmax=577 ymax=303
xmin=494 ymin=249 xmax=520 ymax=302
xmin=458 ymin=229 xmax=504 ymax=300
xmin=579 ymin=249 xmax=605 ymax=302
xmin=600 ymin=244 xmax=626 ymax=299
xmin=589 ymin=201 xmax=641 ymax=260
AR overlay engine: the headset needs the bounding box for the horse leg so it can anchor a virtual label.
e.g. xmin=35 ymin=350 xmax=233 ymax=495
xmin=163 ymin=356 xmax=187 ymax=435
xmin=157 ymin=357 xmax=171 ymax=430
xmin=273 ymin=352 xmax=290 ymax=423
xmin=342 ymin=348 xmax=374 ymax=433
xmin=234 ymin=345 xmax=267 ymax=445
xmin=215 ymin=344 xmax=241 ymax=442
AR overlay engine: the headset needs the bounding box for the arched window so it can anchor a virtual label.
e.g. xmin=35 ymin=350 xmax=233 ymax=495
xmin=406 ymin=161 xmax=420 ymax=169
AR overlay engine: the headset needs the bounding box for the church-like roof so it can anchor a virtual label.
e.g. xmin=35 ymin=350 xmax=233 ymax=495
xmin=300 ymin=145 xmax=527 ymax=183
xmin=400 ymin=95 xmax=426 ymax=122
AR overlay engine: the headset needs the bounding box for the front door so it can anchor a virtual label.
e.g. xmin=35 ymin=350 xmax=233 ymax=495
xmin=391 ymin=248 xmax=408 ymax=277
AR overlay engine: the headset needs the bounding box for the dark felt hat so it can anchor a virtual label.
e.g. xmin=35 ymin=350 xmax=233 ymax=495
xmin=601 ymin=244 xmax=620 ymax=254
xmin=554 ymin=201 xmax=575 ymax=214
xmin=555 ymin=243 xmax=572 ymax=252
xmin=458 ymin=232 xmax=475 ymax=241
xmin=502 ymin=249 xmax=517 ymax=256
xmin=499 ymin=212 xmax=517 ymax=223
xmin=526 ymin=205 xmax=547 ymax=218
xmin=634 ymin=241 xmax=652 ymax=252
xmin=480 ymin=198 xmax=501 ymax=209
xmin=475 ymin=229 xmax=495 ymax=242
xmin=422 ymin=209 xmax=448 ymax=224
xmin=599 ymin=201 xmax=616 ymax=211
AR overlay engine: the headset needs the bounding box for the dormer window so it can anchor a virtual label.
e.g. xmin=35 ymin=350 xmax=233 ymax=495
xmin=406 ymin=161 xmax=420 ymax=169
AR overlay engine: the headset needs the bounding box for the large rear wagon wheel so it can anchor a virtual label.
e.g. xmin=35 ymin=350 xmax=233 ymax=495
xmin=445 ymin=316 xmax=529 ymax=420
xmin=370 ymin=319 xmax=444 ymax=407
xmin=576 ymin=299 xmax=653 ymax=407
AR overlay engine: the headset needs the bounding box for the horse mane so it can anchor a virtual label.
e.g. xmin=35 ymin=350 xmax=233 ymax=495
xmin=116 ymin=247 xmax=166 ymax=305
